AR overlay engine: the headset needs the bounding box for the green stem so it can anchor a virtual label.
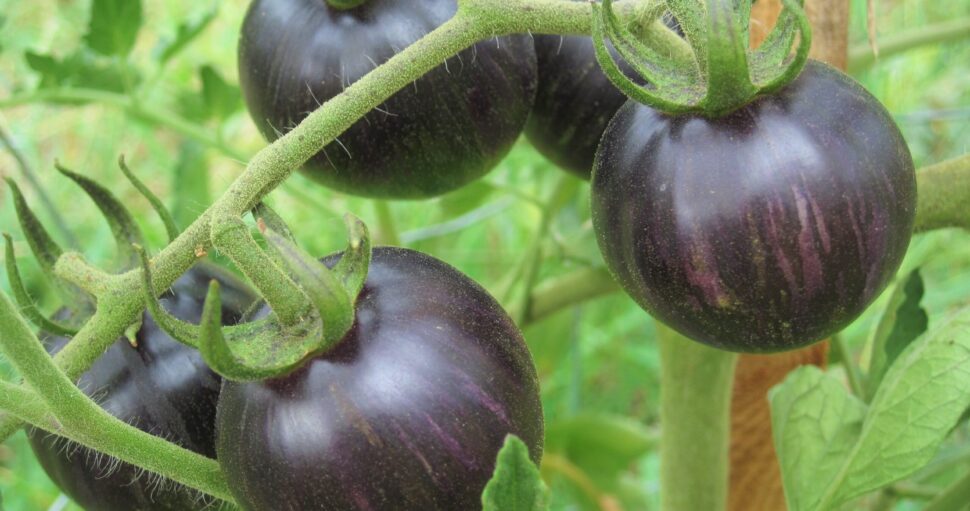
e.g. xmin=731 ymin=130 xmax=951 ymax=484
xmin=373 ymin=201 xmax=401 ymax=246
xmin=848 ymin=18 xmax=970 ymax=73
xmin=0 ymin=292 xmax=234 ymax=502
xmin=0 ymin=382 xmax=57 ymax=431
xmin=914 ymin=154 xmax=970 ymax=232
xmin=832 ymin=334 xmax=865 ymax=397
xmin=525 ymin=267 xmax=619 ymax=325
xmin=923 ymin=469 xmax=970 ymax=511
xmin=658 ymin=323 xmax=737 ymax=511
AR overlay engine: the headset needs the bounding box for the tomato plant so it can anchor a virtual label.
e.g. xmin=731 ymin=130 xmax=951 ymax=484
xmin=238 ymin=0 xmax=538 ymax=199
xmin=0 ymin=1 xmax=968 ymax=511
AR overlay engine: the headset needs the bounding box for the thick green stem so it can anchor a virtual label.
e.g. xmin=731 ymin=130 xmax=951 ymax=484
xmin=657 ymin=323 xmax=738 ymax=511
xmin=848 ymin=18 xmax=970 ymax=72
xmin=914 ymin=154 xmax=970 ymax=232
xmin=525 ymin=267 xmax=619 ymax=325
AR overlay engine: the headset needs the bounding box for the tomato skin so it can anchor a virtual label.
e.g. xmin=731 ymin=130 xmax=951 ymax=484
xmin=216 ymin=247 xmax=544 ymax=511
xmin=591 ymin=61 xmax=916 ymax=352
xmin=28 ymin=266 xmax=256 ymax=511
xmin=238 ymin=0 xmax=537 ymax=199
xmin=527 ymin=35 xmax=635 ymax=179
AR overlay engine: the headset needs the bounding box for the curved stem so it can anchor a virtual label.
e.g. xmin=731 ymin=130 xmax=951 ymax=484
xmin=848 ymin=17 xmax=970 ymax=73
xmin=0 ymin=292 xmax=234 ymax=502
xmin=525 ymin=267 xmax=619 ymax=325
xmin=658 ymin=323 xmax=737 ymax=511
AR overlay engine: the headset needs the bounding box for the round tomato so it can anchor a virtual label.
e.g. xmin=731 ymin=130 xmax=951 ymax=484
xmin=28 ymin=265 xmax=256 ymax=511
xmin=238 ymin=0 xmax=538 ymax=199
xmin=591 ymin=61 xmax=916 ymax=352
xmin=216 ymin=247 xmax=544 ymax=510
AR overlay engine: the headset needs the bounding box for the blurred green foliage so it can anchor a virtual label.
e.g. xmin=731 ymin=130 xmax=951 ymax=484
xmin=0 ymin=0 xmax=967 ymax=509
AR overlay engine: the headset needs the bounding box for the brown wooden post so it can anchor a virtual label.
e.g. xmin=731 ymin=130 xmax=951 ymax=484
xmin=728 ymin=1 xmax=849 ymax=509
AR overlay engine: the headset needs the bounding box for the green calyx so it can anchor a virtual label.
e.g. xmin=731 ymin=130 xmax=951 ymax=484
xmin=139 ymin=213 xmax=372 ymax=381
xmin=3 ymin=156 xmax=186 ymax=334
xmin=592 ymin=0 xmax=812 ymax=117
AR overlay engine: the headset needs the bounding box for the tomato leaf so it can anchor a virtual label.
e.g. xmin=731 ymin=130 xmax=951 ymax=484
xmin=865 ymin=269 xmax=928 ymax=400
xmin=200 ymin=65 xmax=242 ymax=120
xmin=481 ymin=436 xmax=549 ymax=511
xmin=772 ymin=307 xmax=970 ymax=511
xmin=769 ymin=366 xmax=867 ymax=511
xmin=155 ymin=6 xmax=218 ymax=64
xmin=25 ymin=50 xmax=138 ymax=93
xmin=84 ymin=0 xmax=143 ymax=57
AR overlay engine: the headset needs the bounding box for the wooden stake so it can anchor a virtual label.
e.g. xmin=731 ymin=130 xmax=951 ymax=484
xmin=728 ymin=2 xmax=849 ymax=509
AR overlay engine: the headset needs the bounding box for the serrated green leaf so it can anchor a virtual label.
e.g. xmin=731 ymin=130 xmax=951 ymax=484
xmin=482 ymin=436 xmax=549 ymax=511
xmin=866 ymin=270 xmax=928 ymax=399
xmin=155 ymin=7 xmax=218 ymax=63
xmin=772 ymin=307 xmax=970 ymax=511
xmin=769 ymin=366 xmax=867 ymax=511
xmin=828 ymin=308 xmax=970 ymax=506
xmin=200 ymin=65 xmax=242 ymax=120
xmin=84 ymin=0 xmax=143 ymax=57
xmin=25 ymin=50 xmax=138 ymax=93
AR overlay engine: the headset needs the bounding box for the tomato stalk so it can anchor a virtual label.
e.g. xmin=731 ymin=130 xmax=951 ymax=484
xmin=0 ymin=292 xmax=236 ymax=502
xmin=658 ymin=324 xmax=737 ymax=511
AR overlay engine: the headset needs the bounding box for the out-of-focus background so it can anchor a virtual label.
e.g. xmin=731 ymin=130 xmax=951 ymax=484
xmin=0 ymin=0 xmax=967 ymax=509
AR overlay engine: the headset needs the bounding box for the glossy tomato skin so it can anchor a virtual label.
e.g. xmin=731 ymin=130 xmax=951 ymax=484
xmin=527 ymin=35 xmax=633 ymax=178
xmin=592 ymin=61 xmax=916 ymax=352
xmin=527 ymin=17 xmax=678 ymax=178
xmin=238 ymin=0 xmax=537 ymax=199
xmin=217 ymin=247 xmax=544 ymax=511
xmin=28 ymin=266 xmax=256 ymax=511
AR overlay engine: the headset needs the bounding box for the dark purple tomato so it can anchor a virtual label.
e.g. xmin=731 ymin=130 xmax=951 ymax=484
xmin=527 ymin=15 xmax=678 ymax=178
xmin=216 ymin=247 xmax=544 ymax=511
xmin=591 ymin=60 xmax=916 ymax=352
xmin=238 ymin=0 xmax=537 ymax=199
xmin=28 ymin=265 xmax=256 ymax=511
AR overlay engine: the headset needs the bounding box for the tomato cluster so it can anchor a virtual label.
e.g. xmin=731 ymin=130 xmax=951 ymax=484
xmin=28 ymin=1 xmax=918 ymax=509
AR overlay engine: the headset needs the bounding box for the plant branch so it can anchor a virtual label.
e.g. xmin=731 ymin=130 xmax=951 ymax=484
xmin=848 ymin=17 xmax=970 ymax=73
xmin=658 ymin=323 xmax=737 ymax=511
xmin=0 ymin=291 xmax=234 ymax=502
xmin=914 ymin=154 xmax=970 ymax=232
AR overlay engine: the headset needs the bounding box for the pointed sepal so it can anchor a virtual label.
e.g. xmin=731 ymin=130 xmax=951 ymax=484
xmin=55 ymin=161 xmax=144 ymax=269
xmin=119 ymin=155 xmax=181 ymax=243
xmin=2 ymin=233 xmax=78 ymax=336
